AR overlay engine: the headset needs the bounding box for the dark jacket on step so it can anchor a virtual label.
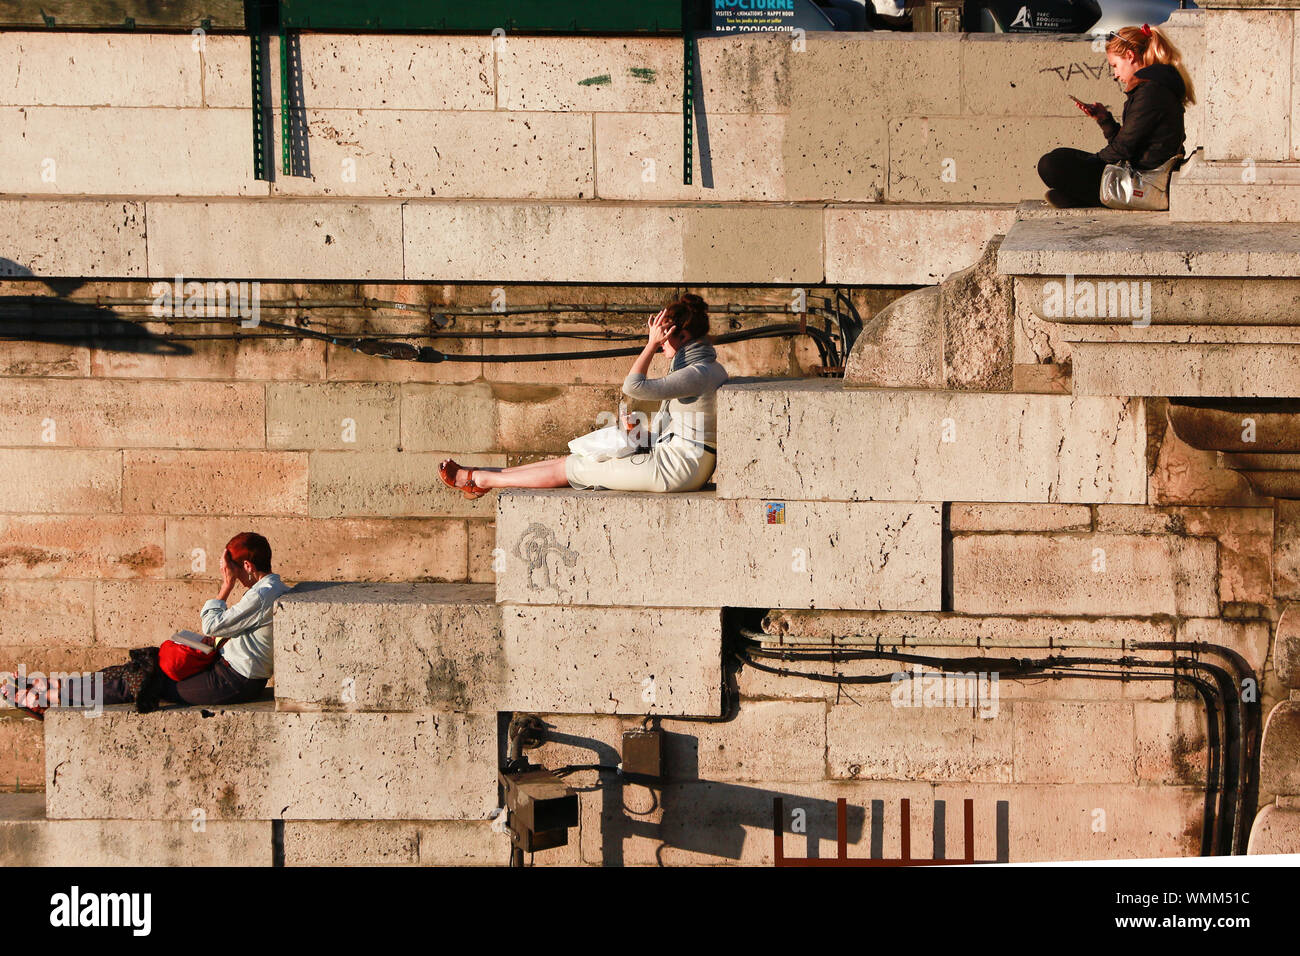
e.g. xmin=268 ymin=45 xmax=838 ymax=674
xmin=1094 ymin=63 xmax=1186 ymax=169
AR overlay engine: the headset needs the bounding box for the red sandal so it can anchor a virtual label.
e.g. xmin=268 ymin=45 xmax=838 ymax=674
xmin=438 ymin=459 xmax=489 ymax=500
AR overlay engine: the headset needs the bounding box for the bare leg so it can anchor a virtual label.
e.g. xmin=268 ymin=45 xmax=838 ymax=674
xmin=470 ymin=457 xmax=570 ymax=489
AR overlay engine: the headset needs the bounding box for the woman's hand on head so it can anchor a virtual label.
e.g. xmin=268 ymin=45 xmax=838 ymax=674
xmin=219 ymin=549 xmax=237 ymax=587
xmin=647 ymin=308 xmax=671 ymax=349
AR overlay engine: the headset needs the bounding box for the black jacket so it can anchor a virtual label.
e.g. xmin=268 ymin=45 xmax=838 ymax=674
xmin=1095 ymin=63 xmax=1186 ymax=168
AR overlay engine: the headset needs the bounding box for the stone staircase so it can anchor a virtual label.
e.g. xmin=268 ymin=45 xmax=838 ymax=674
xmin=6 ymin=200 xmax=1300 ymax=865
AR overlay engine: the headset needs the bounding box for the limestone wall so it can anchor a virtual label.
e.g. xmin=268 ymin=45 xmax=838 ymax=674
xmin=0 ymin=23 xmax=1203 ymax=283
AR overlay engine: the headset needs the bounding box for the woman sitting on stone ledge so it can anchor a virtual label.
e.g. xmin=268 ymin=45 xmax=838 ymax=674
xmin=1037 ymin=23 xmax=1195 ymax=208
xmin=2 ymin=533 xmax=288 ymax=716
xmin=439 ymin=294 xmax=729 ymax=497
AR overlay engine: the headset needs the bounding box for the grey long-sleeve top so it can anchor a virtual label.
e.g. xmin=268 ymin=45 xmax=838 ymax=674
xmin=623 ymin=360 xmax=729 ymax=450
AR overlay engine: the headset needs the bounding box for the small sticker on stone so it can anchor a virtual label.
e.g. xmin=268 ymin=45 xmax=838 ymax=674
xmin=765 ymin=502 xmax=786 ymax=525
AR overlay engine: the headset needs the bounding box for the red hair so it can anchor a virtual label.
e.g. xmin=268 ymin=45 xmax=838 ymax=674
xmin=1106 ymin=24 xmax=1196 ymax=106
xmin=226 ymin=532 xmax=272 ymax=572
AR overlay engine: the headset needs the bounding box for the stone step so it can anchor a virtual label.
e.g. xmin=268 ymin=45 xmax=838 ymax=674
xmin=5 ymin=195 xmax=1008 ymax=285
xmin=44 ymin=703 xmax=497 ymax=821
xmin=495 ymin=489 xmax=941 ymax=611
xmin=0 ymin=792 xmax=271 ymax=865
xmin=1072 ymin=342 xmax=1300 ymax=398
xmin=998 ymin=214 xmax=1300 ymax=278
xmin=715 ymin=380 xmax=1146 ymax=504
xmin=500 ymin=605 xmax=723 ymax=716
xmin=274 ymin=582 xmax=502 ymax=713
xmin=274 ymin=581 xmax=724 ymax=716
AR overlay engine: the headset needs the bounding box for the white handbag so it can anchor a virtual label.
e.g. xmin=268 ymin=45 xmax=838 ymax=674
xmin=568 ymin=424 xmax=640 ymax=461
xmin=1099 ymin=153 xmax=1182 ymax=211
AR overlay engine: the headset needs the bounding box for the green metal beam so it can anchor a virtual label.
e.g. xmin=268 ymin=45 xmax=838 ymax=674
xmin=277 ymin=0 xmax=683 ymax=32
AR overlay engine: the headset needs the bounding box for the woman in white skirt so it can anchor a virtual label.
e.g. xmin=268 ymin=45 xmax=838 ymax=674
xmin=439 ymin=294 xmax=728 ymax=497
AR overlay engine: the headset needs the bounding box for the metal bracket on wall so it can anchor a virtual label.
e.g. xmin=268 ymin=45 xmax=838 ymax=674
xmin=682 ymin=26 xmax=693 ymax=186
xmin=248 ymin=4 xmax=269 ymax=180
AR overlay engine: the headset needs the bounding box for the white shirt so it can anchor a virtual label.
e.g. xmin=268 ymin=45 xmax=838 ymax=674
xmin=201 ymin=573 xmax=289 ymax=680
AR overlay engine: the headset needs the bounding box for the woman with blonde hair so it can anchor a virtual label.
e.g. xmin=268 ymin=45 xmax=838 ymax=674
xmin=439 ymin=294 xmax=728 ymax=496
xmin=1038 ymin=23 xmax=1196 ymax=208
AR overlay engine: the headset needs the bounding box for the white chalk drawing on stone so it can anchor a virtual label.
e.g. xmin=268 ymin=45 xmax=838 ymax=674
xmin=513 ymin=522 xmax=579 ymax=592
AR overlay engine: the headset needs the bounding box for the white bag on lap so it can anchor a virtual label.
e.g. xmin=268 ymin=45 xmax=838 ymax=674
xmin=568 ymin=424 xmax=639 ymax=461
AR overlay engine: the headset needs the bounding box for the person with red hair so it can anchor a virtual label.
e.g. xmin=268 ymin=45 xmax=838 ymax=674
xmin=1037 ymin=23 xmax=1195 ymax=208
xmin=3 ymin=533 xmax=288 ymax=715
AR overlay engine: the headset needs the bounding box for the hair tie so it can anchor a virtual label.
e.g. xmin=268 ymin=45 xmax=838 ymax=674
xmin=1141 ymin=22 xmax=1151 ymax=36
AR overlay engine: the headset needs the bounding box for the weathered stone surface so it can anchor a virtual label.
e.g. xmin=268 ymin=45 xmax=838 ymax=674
xmin=274 ymin=110 xmax=593 ymax=200
xmin=1134 ymin=701 xmax=1209 ymax=786
xmin=959 ymin=35 xmax=1140 ymax=116
xmin=123 ymin=451 xmax=308 ymax=516
xmin=785 ymin=33 xmax=961 ymax=202
xmin=1014 ymin=701 xmax=1136 ymax=784
xmin=283 ymin=820 xmax=507 ymax=866
xmin=1260 ymin=700 xmax=1300 ymax=796
xmin=274 ymin=582 xmax=502 ymax=712
xmin=0 ymin=380 xmax=264 ymax=449
xmin=999 ymin=215 xmax=1300 ymax=278
xmin=1074 ymin=342 xmax=1300 ymax=398
xmin=0 ymin=33 xmax=204 ymax=107
xmin=495 ymin=490 xmax=940 ymax=611
xmin=826 ymin=206 xmax=1016 ymax=285
xmin=0 ymin=794 xmax=271 ymax=866
xmin=0 ymin=450 xmax=120 ymax=514
xmin=0 ymin=200 xmax=146 ymax=277
xmin=308 ymin=450 xmax=506 ymax=519
xmin=1274 ymin=500 xmax=1300 ymax=601
xmin=1095 ymin=505 xmax=1273 ymax=606
xmin=400 ymin=383 xmax=497 ymax=452
xmin=0 ymin=516 xmax=166 ymax=580
xmin=930 ymin=782 xmax=1203 ymax=862
xmin=761 ymin=609 xmax=1172 ymax=648
xmin=204 ymin=34 xmax=494 ymax=110
xmin=0 ymin=582 xmax=94 ymax=647
xmin=46 ymin=703 xmax=498 ymax=820
xmin=1149 ymin=418 xmax=1265 ymax=507
xmin=888 ymin=117 xmax=1083 ymax=203
xmin=940 ymin=236 xmax=1013 ymax=391
xmin=0 ymin=108 xmax=261 ymax=197
xmin=530 ymin=703 xmax=827 ymax=785
xmin=267 ymin=383 xmax=399 ymax=451
xmin=93 ymin=580 xmax=219 ymax=650
xmin=1204 ymin=8 xmax=1291 ymax=162
xmin=0 ymin=718 xmax=44 ymax=791
xmin=1014 ymin=273 xmax=1300 ymax=327
xmin=89 ymin=320 xmax=326 ymax=382
xmin=952 ymin=534 xmax=1219 ymax=616
xmin=595 ymin=113 xmax=787 ymax=202
xmin=949 ymin=504 xmax=1091 ymax=533
xmin=1172 ymin=154 xmax=1300 ymax=222
xmin=146 ymin=201 xmax=403 ymax=280
xmin=827 ymin=702 xmax=1013 ymax=783
xmin=842 ymin=286 xmax=942 ymax=388
xmin=500 ymin=605 xmax=722 ymax=716
xmin=717 ymin=381 xmax=1146 ymax=504
xmin=163 ymin=516 xmax=467 ymax=583
xmin=402 ymin=202 xmax=823 ymax=284
xmin=1246 ymin=803 xmax=1300 ymax=855
xmin=1276 ymin=604 xmax=1300 ymax=688
xmin=493 ymin=383 xmax=622 ymax=454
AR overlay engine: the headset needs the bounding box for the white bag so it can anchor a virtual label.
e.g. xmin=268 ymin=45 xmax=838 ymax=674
xmin=568 ymin=424 xmax=639 ymax=461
